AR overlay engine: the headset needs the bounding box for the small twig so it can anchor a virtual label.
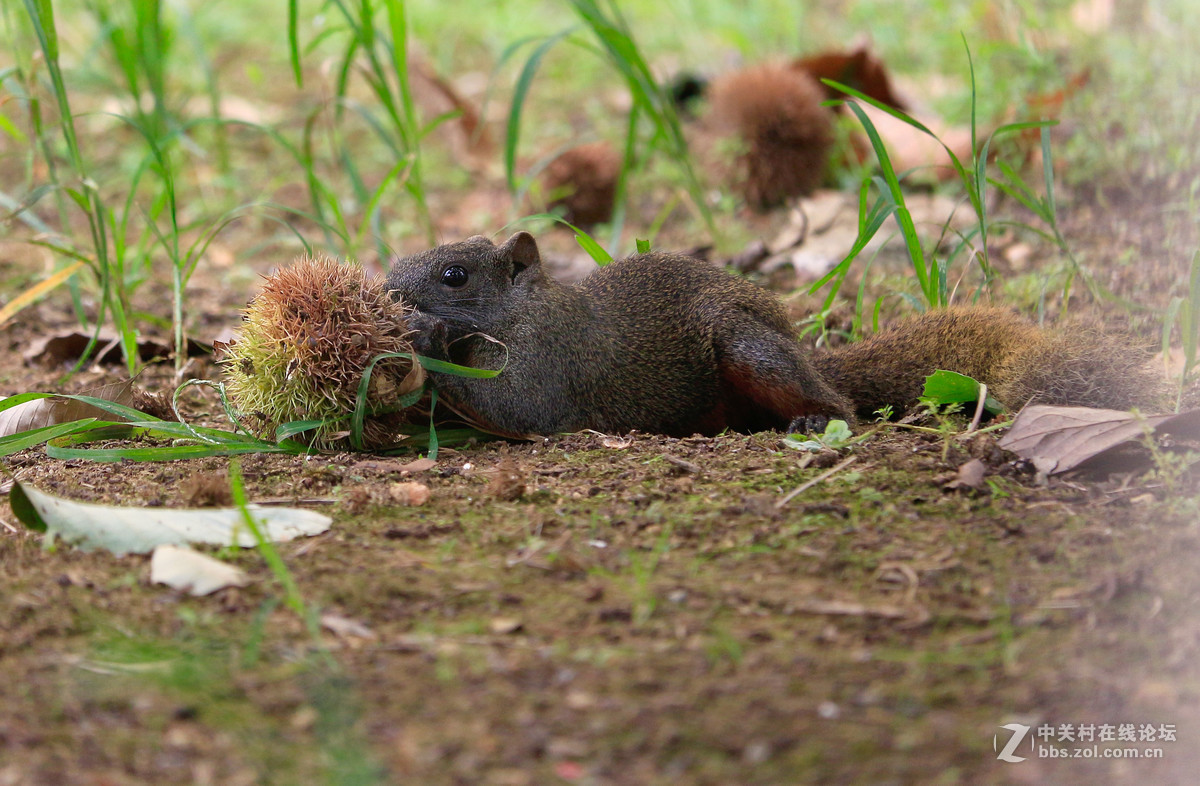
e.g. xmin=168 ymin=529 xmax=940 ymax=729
xmin=663 ymin=454 xmax=701 ymax=474
xmin=966 ymin=382 xmax=988 ymax=434
xmin=775 ymin=455 xmax=859 ymax=509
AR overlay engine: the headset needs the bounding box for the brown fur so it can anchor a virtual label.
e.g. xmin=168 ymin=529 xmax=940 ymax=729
xmin=388 ymin=235 xmax=1166 ymax=437
xmin=707 ymin=63 xmax=833 ymax=210
xmin=815 ymin=307 xmax=1165 ymax=419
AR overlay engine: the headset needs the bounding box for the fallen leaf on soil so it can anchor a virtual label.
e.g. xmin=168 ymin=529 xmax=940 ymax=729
xmin=998 ymin=405 xmax=1200 ymax=475
xmin=10 ymin=481 xmax=332 ymax=556
xmin=663 ymin=455 xmax=702 ymax=475
xmin=150 ymin=544 xmax=250 ymax=596
xmin=357 ymin=457 xmax=437 ymax=474
xmin=388 ymin=481 xmax=431 ymax=506
xmin=489 ymin=617 xmax=523 ymax=635
xmin=791 ymin=598 xmax=914 ymax=620
xmin=0 ymin=378 xmax=134 ymax=439
xmin=488 ymin=458 xmax=526 ymax=501
xmin=597 ymin=433 xmax=633 ymax=449
xmin=321 ymin=613 xmax=377 ymax=641
xmin=945 ymin=458 xmax=987 ymax=491
xmin=24 ymin=330 xmax=211 ymax=367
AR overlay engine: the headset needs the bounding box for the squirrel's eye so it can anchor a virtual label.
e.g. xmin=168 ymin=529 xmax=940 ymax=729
xmin=441 ymin=265 xmax=469 ymax=288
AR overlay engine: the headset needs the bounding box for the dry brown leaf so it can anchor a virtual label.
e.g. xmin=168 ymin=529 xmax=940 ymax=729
xmin=0 ymin=378 xmax=135 ymax=438
xmin=998 ymin=405 xmax=1200 ymax=475
xmin=357 ymin=457 xmax=437 ymax=474
xmin=25 ymin=331 xmax=211 ymax=367
xmin=945 ymin=458 xmax=987 ymax=491
xmin=321 ymin=613 xmax=377 ymax=641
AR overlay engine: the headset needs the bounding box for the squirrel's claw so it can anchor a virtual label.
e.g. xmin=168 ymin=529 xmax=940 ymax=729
xmin=787 ymin=414 xmax=830 ymax=434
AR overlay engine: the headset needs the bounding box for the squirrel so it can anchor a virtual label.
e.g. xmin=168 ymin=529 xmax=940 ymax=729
xmin=385 ymin=232 xmax=1162 ymax=438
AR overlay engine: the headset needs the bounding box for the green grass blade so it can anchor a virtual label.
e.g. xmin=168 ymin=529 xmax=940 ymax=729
xmin=505 ymin=28 xmax=574 ymax=192
xmin=425 ymin=389 xmax=439 ymax=460
xmin=574 ymin=229 xmax=614 ymax=266
xmin=46 ymin=440 xmax=292 ymax=462
xmin=842 ymin=101 xmax=932 ymax=304
xmin=1041 ymin=126 xmax=1057 ymax=226
xmin=287 ymin=0 xmax=302 ymax=86
xmin=0 ymin=419 xmax=100 ymax=457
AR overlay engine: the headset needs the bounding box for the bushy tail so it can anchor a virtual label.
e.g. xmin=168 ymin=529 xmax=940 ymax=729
xmin=811 ymin=307 xmax=1167 ymax=420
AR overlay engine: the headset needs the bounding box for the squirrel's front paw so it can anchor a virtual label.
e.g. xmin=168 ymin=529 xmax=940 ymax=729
xmin=406 ymin=312 xmax=450 ymax=357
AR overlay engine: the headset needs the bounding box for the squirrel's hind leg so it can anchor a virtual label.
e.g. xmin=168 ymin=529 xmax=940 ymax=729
xmin=714 ymin=321 xmax=855 ymax=433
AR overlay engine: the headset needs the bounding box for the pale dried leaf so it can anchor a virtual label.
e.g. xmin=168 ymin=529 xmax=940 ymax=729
xmin=791 ymin=598 xmax=910 ymax=619
xmin=321 ymin=613 xmax=377 ymax=640
xmin=150 ymin=544 xmax=249 ymax=596
xmin=0 ymin=378 xmax=135 ymax=438
xmin=489 ymin=617 xmax=523 ymax=634
xmin=11 ymin=481 xmax=331 ymax=556
xmin=999 ymin=405 xmax=1200 ymax=474
xmin=945 ymin=458 xmax=987 ymax=491
xmin=358 ymin=457 xmax=437 ymax=474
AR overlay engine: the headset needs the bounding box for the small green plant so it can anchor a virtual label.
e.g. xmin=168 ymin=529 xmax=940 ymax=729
xmin=10 ymin=0 xmax=135 ymax=372
xmin=501 ymin=0 xmax=714 ymax=255
xmin=8 ymin=1 xmax=256 ymax=375
xmin=287 ymin=0 xmax=436 ymax=249
xmin=229 ymin=458 xmax=322 ymax=640
xmin=629 ymin=522 xmax=673 ymax=627
xmin=782 ymin=419 xmax=854 ymax=452
xmin=810 ymin=39 xmax=1055 ymax=317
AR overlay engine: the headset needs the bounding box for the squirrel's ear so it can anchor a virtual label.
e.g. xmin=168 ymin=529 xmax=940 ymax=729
xmin=463 ymin=234 xmax=494 ymax=246
xmin=498 ymin=231 xmax=541 ymax=281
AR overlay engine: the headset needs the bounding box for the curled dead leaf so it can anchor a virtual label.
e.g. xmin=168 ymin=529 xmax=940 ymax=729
xmin=999 ymin=405 xmax=1200 ymax=475
xmin=945 ymin=458 xmax=987 ymax=491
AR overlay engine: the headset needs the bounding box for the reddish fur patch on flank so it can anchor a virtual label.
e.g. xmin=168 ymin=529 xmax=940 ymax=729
xmin=719 ymin=360 xmax=823 ymax=432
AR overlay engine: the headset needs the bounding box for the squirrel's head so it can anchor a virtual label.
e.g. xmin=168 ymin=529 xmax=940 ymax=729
xmin=385 ymin=232 xmax=545 ymax=332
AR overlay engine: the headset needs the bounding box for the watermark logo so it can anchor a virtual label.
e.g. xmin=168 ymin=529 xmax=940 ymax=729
xmin=994 ymin=721 xmax=1176 ymax=763
xmin=995 ymin=723 xmax=1031 ymax=763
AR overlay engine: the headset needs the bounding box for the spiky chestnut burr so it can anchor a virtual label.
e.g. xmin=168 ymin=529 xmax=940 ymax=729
xmin=221 ymin=255 xmax=424 ymax=449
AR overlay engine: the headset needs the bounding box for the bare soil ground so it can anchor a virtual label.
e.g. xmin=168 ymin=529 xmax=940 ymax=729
xmin=1 ymin=135 xmax=1198 ymax=786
